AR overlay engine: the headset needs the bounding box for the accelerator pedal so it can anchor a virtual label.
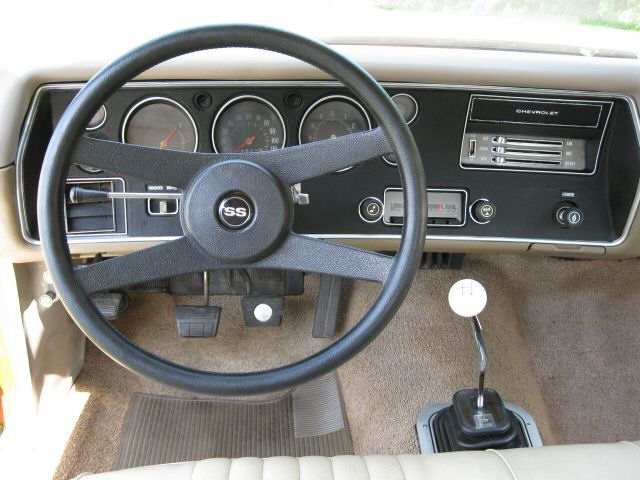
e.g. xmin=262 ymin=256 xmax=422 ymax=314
xmin=312 ymin=274 xmax=343 ymax=338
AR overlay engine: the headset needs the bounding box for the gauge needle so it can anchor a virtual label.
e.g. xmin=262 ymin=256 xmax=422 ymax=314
xmin=159 ymin=127 xmax=178 ymax=149
xmin=234 ymin=135 xmax=257 ymax=152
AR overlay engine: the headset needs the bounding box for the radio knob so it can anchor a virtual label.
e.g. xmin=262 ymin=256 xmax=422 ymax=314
xmin=471 ymin=199 xmax=496 ymax=224
xmin=554 ymin=202 xmax=583 ymax=228
xmin=359 ymin=197 xmax=383 ymax=223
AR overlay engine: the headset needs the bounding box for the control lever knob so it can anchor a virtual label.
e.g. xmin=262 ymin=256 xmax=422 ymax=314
xmin=448 ymin=279 xmax=487 ymax=318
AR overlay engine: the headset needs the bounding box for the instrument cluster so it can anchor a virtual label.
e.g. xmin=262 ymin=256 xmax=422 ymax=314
xmin=96 ymin=91 xmax=418 ymax=164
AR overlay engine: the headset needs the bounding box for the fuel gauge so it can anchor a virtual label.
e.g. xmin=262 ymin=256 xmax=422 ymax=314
xmin=122 ymin=97 xmax=198 ymax=152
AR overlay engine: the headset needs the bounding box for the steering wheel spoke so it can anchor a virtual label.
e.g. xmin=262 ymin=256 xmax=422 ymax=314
xmin=235 ymin=128 xmax=391 ymax=185
xmin=75 ymin=236 xmax=225 ymax=294
xmin=257 ymin=234 xmax=393 ymax=283
xmin=72 ymin=137 xmax=214 ymax=190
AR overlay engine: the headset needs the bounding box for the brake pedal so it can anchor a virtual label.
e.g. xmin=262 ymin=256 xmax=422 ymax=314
xmin=90 ymin=292 xmax=127 ymax=321
xmin=175 ymin=305 xmax=221 ymax=337
xmin=175 ymin=271 xmax=221 ymax=338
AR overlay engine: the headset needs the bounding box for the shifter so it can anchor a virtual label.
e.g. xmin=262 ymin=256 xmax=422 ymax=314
xmin=448 ymin=279 xmax=488 ymax=411
xmin=415 ymin=279 xmax=537 ymax=453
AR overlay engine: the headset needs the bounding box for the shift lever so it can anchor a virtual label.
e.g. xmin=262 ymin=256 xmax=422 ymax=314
xmin=416 ymin=278 xmax=533 ymax=452
xmin=448 ymin=279 xmax=488 ymax=410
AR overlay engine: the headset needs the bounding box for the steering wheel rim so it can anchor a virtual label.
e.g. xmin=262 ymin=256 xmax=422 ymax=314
xmin=37 ymin=24 xmax=427 ymax=395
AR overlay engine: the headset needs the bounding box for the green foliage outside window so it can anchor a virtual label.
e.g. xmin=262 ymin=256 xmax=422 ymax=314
xmin=375 ymin=0 xmax=640 ymax=31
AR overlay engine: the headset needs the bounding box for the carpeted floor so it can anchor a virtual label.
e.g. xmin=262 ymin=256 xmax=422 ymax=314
xmin=54 ymin=254 xmax=640 ymax=479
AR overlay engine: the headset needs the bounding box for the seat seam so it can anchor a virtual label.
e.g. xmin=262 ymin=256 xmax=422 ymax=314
xmin=362 ymin=456 xmax=372 ymax=480
xmin=487 ymin=449 xmax=520 ymax=480
xmin=394 ymin=456 xmax=407 ymax=480
xmin=621 ymin=441 xmax=640 ymax=456
xmin=188 ymin=461 xmax=197 ymax=480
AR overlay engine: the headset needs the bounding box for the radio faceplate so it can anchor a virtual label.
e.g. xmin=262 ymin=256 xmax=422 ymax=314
xmin=383 ymin=188 xmax=468 ymax=227
xmin=460 ymin=95 xmax=612 ymax=175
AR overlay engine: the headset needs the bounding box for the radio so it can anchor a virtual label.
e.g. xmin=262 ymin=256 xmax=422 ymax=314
xmin=459 ymin=95 xmax=612 ymax=175
xmin=383 ymin=188 xmax=468 ymax=227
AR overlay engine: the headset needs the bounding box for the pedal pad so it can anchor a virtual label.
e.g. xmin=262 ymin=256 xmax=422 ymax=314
xmin=241 ymin=296 xmax=284 ymax=326
xmin=90 ymin=292 xmax=127 ymax=321
xmin=312 ymin=275 xmax=343 ymax=338
xmin=175 ymin=305 xmax=221 ymax=337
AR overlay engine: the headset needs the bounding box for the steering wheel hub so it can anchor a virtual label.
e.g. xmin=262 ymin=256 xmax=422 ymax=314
xmin=181 ymin=159 xmax=291 ymax=263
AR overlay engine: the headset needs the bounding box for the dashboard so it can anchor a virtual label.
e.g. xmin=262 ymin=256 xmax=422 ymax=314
xmin=14 ymin=80 xmax=640 ymax=257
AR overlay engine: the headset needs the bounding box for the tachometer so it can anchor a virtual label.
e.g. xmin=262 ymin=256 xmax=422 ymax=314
xmin=298 ymin=95 xmax=371 ymax=172
xmin=212 ymin=95 xmax=286 ymax=153
xmin=122 ymin=97 xmax=198 ymax=152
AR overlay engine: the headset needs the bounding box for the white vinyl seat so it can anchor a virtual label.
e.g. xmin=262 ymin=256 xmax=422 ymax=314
xmin=77 ymin=441 xmax=640 ymax=480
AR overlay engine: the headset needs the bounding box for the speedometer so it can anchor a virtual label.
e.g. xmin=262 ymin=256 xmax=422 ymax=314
xmin=298 ymin=95 xmax=371 ymax=172
xmin=212 ymin=96 xmax=286 ymax=153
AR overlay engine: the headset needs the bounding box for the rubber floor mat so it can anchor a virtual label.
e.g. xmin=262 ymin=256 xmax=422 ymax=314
xmin=113 ymin=374 xmax=353 ymax=469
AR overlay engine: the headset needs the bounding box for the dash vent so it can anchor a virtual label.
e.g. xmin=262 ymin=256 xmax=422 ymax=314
xmin=65 ymin=179 xmax=116 ymax=234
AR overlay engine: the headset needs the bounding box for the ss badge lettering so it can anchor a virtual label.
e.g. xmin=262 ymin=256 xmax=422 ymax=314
xmin=222 ymin=206 xmax=247 ymax=217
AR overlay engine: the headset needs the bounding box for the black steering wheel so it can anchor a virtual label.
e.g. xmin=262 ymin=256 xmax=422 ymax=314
xmin=37 ymin=25 xmax=427 ymax=395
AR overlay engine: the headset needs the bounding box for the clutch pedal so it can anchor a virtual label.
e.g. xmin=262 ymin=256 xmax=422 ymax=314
xmin=175 ymin=272 xmax=221 ymax=338
xmin=90 ymin=292 xmax=128 ymax=321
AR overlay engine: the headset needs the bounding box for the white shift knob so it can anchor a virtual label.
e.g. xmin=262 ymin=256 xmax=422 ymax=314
xmin=448 ymin=279 xmax=487 ymax=318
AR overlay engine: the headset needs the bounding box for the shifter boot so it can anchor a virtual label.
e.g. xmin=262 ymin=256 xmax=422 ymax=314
xmin=432 ymin=388 xmax=528 ymax=451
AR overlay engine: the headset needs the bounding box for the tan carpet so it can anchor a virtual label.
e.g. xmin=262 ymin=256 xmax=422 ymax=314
xmin=54 ymin=254 xmax=640 ymax=479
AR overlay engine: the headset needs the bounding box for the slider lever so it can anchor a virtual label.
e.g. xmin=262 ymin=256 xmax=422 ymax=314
xmin=68 ymin=186 xmax=182 ymax=204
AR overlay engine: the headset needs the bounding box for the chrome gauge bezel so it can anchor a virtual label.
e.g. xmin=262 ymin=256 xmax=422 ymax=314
xmin=392 ymin=93 xmax=419 ymax=125
xmin=383 ymin=93 xmax=419 ymax=166
xmin=298 ymin=94 xmax=372 ymax=173
xmin=85 ymin=104 xmax=108 ymax=131
xmin=211 ymin=94 xmax=287 ymax=153
xmin=121 ymin=96 xmax=199 ymax=152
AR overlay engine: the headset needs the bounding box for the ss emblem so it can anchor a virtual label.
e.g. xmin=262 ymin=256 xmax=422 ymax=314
xmin=217 ymin=196 xmax=253 ymax=229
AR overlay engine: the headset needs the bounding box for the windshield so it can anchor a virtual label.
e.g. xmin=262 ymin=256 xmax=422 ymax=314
xmin=2 ymin=0 xmax=639 ymax=63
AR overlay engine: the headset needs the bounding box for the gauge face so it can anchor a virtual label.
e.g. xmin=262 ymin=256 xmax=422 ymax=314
xmin=122 ymin=97 xmax=198 ymax=152
xmin=392 ymin=93 xmax=418 ymax=124
xmin=299 ymin=96 xmax=370 ymax=144
xmin=212 ymin=96 xmax=286 ymax=153
xmin=299 ymin=96 xmax=371 ymax=172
